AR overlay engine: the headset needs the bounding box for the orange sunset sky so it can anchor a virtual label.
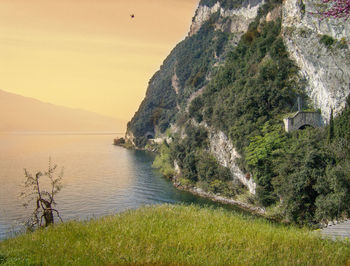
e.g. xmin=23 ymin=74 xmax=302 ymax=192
xmin=0 ymin=0 xmax=199 ymax=124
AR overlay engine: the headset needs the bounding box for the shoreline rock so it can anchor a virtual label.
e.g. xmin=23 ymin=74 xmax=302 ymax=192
xmin=117 ymin=140 xmax=266 ymax=217
xmin=113 ymin=137 xmax=125 ymax=146
xmin=172 ymin=178 xmax=266 ymax=216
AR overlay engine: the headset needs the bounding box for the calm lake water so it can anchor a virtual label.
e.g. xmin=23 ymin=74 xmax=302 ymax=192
xmin=0 ymin=133 xmax=233 ymax=240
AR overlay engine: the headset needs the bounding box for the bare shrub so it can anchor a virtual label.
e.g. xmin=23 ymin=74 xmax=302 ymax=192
xmin=20 ymin=158 xmax=63 ymax=230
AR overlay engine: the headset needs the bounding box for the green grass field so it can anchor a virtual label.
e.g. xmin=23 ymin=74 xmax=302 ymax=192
xmin=1 ymin=205 xmax=349 ymax=265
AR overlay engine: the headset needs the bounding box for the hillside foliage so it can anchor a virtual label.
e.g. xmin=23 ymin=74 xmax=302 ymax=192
xmin=129 ymin=0 xmax=350 ymax=225
xmin=127 ymin=13 xmax=230 ymax=142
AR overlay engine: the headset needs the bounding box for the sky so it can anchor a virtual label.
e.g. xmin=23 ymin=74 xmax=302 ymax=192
xmin=0 ymin=0 xmax=199 ymax=123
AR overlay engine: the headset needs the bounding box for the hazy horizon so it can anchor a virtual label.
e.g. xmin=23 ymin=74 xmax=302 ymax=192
xmin=0 ymin=89 xmax=126 ymax=133
xmin=0 ymin=0 xmax=199 ymax=122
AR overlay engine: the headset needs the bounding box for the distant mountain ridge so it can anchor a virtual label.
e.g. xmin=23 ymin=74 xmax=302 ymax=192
xmin=0 ymin=89 xmax=125 ymax=132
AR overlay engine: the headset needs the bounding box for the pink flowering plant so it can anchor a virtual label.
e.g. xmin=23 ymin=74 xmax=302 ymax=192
xmin=318 ymin=0 xmax=350 ymax=19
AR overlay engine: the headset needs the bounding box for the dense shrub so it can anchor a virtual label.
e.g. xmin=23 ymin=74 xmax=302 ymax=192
xmin=245 ymin=122 xmax=287 ymax=206
xmin=152 ymin=142 xmax=175 ymax=178
xmin=319 ymin=34 xmax=335 ymax=48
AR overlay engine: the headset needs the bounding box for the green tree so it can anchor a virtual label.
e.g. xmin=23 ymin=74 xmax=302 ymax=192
xmin=152 ymin=142 xmax=175 ymax=178
xmin=315 ymin=162 xmax=350 ymax=222
xmin=327 ymin=108 xmax=334 ymax=143
xmin=245 ymin=122 xmax=286 ymax=206
xmin=273 ymin=129 xmax=330 ymax=224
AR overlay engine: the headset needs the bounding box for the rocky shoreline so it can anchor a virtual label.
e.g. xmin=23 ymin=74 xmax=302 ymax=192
xmin=115 ymin=138 xmax=350 ymax=227
xmin=172 ymin=178 xmax=266 ymax=216
xmin=115 ymin=137 xmax=267 ymax=216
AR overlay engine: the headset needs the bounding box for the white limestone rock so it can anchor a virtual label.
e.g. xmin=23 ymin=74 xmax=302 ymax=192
xmin=189 ymin=0 xmax=263 ymax=36
xmin=282 ymin=0 xmax=350 ymax=120
xmin=207 ymin=127 xmax=257 ymax=194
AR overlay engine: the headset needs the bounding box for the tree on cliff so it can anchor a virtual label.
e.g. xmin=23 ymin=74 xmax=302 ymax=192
xmin=328 ymin=108 xmax=335 ymax=143
xmin=20 ymin=158 xmax=63 ymax=230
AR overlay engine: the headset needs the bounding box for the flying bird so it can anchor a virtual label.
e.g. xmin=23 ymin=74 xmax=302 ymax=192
xmin=130 ymin=14 xmax=135 ymax=18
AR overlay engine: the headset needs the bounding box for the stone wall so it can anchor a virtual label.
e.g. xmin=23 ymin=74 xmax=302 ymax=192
xmin=283 ymin=111 xmax=323 ymax=132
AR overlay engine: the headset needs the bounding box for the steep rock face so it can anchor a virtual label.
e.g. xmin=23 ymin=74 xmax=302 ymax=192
xmin=207 ymin=127 xmax=256 ymax=194
xmin=190 ymin=0 xmax=263 ymax=37
xmin=125 ymin=130 xmax=136 ymax=146
xmin=190 ymin=2 xmax=221 ymax=36
xmin=126 ymin=0 xmax=264 ymax=144
xmin=282 ymin=0 xmax=350 ymax=120
xmin=188 ymin=119 xmax=257 ymax=193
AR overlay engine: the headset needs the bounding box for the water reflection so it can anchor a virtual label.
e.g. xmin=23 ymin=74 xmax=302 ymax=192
xmin=0 ymin=133 xmax=244 ymax=240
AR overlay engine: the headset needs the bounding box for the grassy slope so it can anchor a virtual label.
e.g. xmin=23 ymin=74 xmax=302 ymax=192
xmin=1 ymin=205 xmax=349 ymax=265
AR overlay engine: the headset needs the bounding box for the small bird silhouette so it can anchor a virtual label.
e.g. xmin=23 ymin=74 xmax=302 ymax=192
xmin=130 ymin=14 xmax=135 ymax=18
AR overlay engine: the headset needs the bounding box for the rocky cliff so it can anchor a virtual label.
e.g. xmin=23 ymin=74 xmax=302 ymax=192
xmin=126 ymin=0 xmax=350 ymax=196
xmin=282 ymin=0 xmax=350 ymax=120
xmin=207 ymin=126 xmax=257 ymax=194
xmin=189 ymin=0 xmax=263 ymax=37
